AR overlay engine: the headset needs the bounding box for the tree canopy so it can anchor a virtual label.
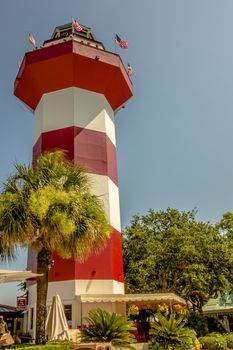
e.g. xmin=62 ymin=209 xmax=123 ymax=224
xmin=123 ymin=208 xmax=233 ymax=311
xmin=0 ymin=151 xmax=110 ymax=343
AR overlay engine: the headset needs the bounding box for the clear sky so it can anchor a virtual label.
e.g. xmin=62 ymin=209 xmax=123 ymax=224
xmin=1 ymin=0 xmax=233 ymax=305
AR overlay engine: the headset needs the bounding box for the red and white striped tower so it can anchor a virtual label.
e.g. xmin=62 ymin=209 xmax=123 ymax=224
xmin=14 ymin=23 xmax=132 ymax=330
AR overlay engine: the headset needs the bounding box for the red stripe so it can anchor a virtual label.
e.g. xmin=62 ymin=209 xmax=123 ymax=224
xmin=50 ymin=228 xmax=124 ymax=282
xmin=33 ymin=126 xmax=118 ymax=185
xmin=14 ymin=40 xmax=133 ymax=111
xmin=27 ymin=228 xmax=124 ymax=282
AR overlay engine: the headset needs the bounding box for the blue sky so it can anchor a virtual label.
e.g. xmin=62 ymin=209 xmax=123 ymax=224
xmin=1 ymin=0 xmax=233 ymax=305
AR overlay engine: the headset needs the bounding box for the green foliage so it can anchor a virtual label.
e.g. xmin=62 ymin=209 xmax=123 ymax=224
xmin=123 ymin=208 xmax=233 ymax=311
xmin=0 ymin=151 xmax=110 ymax=343
xmin=223 ymin=333 xmax=233 ymax=348
xmin=199 ymin=333 xmax=233 ymax=350
xmin=81 ymin=308 xmax=136 ymax=349
xmin=149 ymin=312 xmax=196 ymax=350
xmin=12 ymin=344 xmax=73 ymax=350
xmin=0 ymin=151 xmax=110 ymax=260
xmin=187 ymin=312 xmax=209 ymax=337
xmin=199 ymin=333 xmax=227 ymax=350
xmin=207 ymin=318 xmax=226 ymax=334
xmin=12 ymin=344 xmax=34 ymax=348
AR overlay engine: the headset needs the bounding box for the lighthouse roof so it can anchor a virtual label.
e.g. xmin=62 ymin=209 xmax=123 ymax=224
xmin=51 ymin=22 xmax=96 ymax=41
xmin=43 ymin=22 xmax=105 ymax=50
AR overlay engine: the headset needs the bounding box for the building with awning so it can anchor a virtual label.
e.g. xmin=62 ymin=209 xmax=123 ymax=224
xmin=74 ymin=293 xmax=186 ymax=326
xmin=203 ymin=294 xmax=233 ymax=332
xmin=0 ymin=270 xmax=42 ymax=338
xmin=0 ymin=304 xmax=24 ymax=337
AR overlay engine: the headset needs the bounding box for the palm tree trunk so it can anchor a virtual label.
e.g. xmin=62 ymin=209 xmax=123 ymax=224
xmin=36 ymin=247 xmax=50 ymax=344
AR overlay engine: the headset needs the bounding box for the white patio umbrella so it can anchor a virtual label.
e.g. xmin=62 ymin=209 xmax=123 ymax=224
xmin=0 ymin=270 xmax=42 ymax=283
xmin=46 ymin=294 xmax=70 ymax=341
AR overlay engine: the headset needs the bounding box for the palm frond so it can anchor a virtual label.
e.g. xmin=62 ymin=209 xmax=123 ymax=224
xmin=82 ymin=309 xmax=136 ymax=350
xmin=149 ymin=312 xmax=196 ymax=350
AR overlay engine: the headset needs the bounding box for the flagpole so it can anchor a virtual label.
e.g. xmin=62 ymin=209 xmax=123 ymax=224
xmin=71 ymin=17 xmax=74 ymax=36
xmin=114 ymin=33 xmax=117 ymax=54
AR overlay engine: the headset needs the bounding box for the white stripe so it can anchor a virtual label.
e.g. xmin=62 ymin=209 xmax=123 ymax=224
xmin=34 ymin=87 xmax=116 ymax=146
xmin=87 ymin=173 xmax=121 ymax=232
xmin=27 ymin=280 xmax=124 ymax=305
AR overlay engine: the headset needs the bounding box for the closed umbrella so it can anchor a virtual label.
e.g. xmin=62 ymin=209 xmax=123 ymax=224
xmin=46 ymin=294 xmax=70 ymax=341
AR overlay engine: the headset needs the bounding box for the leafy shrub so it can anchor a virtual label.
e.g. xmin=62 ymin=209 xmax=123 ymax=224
xmin=187 ymin=312 xmax=209 ymax=337
xmin=199 ymin=333 xmax=227 ymax=350
xmin=81 ymin=308 xmax=136 ymax=350
xmin=12 ymin=345 xmax=73 ymax=350
xmin=149 ymin=312 xmax=196 ymax=350
xmin=223 ymin=333 xmax=233 ymax=348
xmin=207 ymin=317 xmax=227 ymax=334
xmin=12 ymin=345 xmax=34 ymax=349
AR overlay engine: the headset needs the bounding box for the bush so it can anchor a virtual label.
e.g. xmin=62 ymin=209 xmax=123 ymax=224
xmin=223 ymin=333 xmax=233 ymax=348
xmin=207 ymin=317 xmax=227 ymax=334
xmin=12 ymin=345 xmax=73 ymax=350
xmin=199 ymin=333 xmax=227 ymax=350
xmin=149 ymin=312 xmax=196 ymax=350
xmin=12 ymin=345 xmax=34 ymax=349
xmin=81 ymin=308 xmax=136 ymax=350
xmin=187 ymin=312 xmax=209 ymax=337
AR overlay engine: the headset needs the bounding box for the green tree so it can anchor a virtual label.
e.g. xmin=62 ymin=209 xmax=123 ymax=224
xmin=123 ymin=208 xmax=233 ymax=311
xmin=0 ymin=151 xmax=110 ymax=343
xmin=219 ymin=212 xmax=233 ymax=245
xmin=81 ymin=308 xmax=136 ymax=349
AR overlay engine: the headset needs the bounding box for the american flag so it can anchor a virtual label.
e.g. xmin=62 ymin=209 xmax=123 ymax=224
xmin=127 ymin=63 xmax=133 ymax=77
xmin=115 ymin=34 xmax=128 ymax=49
xmin=72 ymin=18 xmax=83 ymax=32
xmin=28 ymin=33 xmax=36 ymax=46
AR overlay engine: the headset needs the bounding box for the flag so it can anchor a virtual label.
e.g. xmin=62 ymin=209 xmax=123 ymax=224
xmin=115 ymin=34 xmax=128 ymax=49
xmin=72 ymin=18 xmax=83 ymax=32
xmin=127 ymin=63 xmax=133 ymax=77
xmin=28 ymin=33 xmax=36 ymax=46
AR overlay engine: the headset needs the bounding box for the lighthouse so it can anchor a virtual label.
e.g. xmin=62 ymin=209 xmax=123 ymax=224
xmin=14 ymin=23 xmax=133 ymax=330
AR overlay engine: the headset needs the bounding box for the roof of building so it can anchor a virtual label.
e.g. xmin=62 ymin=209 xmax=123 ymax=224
xmin=203 ymin=294 xmax=233 ymax=315
xmin=0 ymin=304 xmax=23 ymax=317
xmin=51 ymin=22 xmax=96 ymax=41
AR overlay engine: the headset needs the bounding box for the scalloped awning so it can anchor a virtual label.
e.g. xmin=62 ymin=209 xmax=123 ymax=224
xmin=80 ymin=293 xmax=186 ymax=306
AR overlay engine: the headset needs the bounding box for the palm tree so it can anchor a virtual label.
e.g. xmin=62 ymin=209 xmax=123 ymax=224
xmin=81 ymin=308 xmax=136 ymax=350
xmin=149 ymin=312 xmax=196 ymax=350
xmin=0 ymin=151 xmax=110 ymax=343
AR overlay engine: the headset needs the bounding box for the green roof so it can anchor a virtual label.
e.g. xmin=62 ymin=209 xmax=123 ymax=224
xmin=51 ymin=22 xmax=96 ymax=41
xmin=203 ymin=293 xmax=233 ymax=314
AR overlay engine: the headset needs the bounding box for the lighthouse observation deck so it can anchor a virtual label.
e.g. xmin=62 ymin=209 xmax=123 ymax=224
xmin=14 ymin=22 xmax=133 ymax=111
